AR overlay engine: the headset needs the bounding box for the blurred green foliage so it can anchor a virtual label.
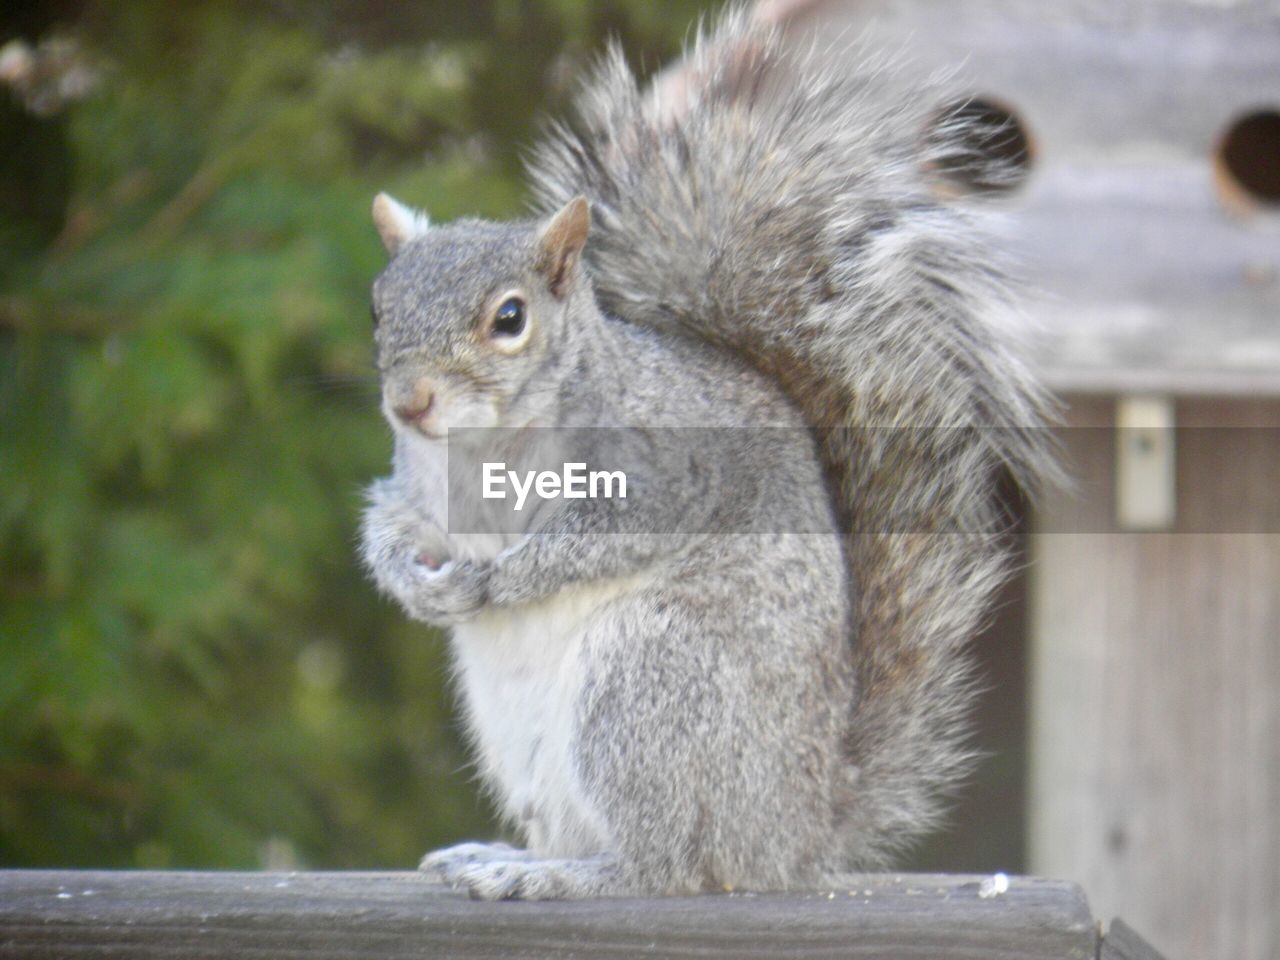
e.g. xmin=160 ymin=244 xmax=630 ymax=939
xmin=0 ymin=0 xmax=705 ymax=869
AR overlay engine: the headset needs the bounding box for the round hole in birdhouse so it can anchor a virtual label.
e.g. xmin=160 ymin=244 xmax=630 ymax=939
xmin=927 ymin=97 xmax=1034 ymax=197
xmin=1216 ymin=109 xmax=1280 ymax=211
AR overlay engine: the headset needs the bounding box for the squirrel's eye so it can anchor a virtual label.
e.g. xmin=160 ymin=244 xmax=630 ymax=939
xmin=491 ymin=296 xmax=526 ymax=338
xmin=370 ymin=303 xmax=379 ymax=329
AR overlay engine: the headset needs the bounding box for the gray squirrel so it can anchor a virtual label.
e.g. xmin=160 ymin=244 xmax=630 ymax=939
xmin=360 ymin=8 xmax=1055 ymax=900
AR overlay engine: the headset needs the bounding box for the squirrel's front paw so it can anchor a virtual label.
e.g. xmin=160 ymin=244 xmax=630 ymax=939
xmin=485 ymin=542 xmax=544 ymax=607
xmin=391 ymin=556 xmax=490 ymax=625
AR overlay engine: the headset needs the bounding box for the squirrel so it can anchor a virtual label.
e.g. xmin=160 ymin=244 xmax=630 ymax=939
xmin=359 ymin=7 xmax=1055 ymax=900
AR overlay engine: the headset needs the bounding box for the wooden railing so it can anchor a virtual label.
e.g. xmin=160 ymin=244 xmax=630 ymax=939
xmin=0 ymin=871 xmax=1169 ymax=958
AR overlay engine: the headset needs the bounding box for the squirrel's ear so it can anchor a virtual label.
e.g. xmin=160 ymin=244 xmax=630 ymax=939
xmin=372 ymin=192 xmax=430 ymax=256
xmin=537 ymin=196 xmax=590 ymax=299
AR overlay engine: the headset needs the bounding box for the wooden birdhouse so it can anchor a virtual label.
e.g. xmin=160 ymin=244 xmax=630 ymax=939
xmin=782 ymin=3 xmax=1280 ymax=959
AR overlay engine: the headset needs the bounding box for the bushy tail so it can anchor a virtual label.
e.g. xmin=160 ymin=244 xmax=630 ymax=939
xmin=528 ymin=9 xmax=1057 ymax=866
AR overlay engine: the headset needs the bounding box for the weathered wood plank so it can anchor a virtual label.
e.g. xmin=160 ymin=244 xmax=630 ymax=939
xmin=1030 ymin=396 xmax=1280 ymax=960
xmin=0 ymin=871 xmax=1096 ymax=960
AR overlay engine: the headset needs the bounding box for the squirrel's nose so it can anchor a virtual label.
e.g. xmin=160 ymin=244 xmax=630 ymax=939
xmin=393 ymin=390 xmax=435 ymax=426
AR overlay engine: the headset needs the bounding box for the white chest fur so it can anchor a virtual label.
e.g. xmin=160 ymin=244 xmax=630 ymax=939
xmin=449 ymin=573 xmax=651 ymax=857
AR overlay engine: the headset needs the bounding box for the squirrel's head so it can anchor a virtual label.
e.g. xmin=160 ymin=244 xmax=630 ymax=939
xmin=368 ymin=193 xmax=592 ymax=441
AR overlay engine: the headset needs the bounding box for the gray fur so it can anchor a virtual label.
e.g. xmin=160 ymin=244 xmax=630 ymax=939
xmin=361 ymin=8 xmax=1056 ymax=898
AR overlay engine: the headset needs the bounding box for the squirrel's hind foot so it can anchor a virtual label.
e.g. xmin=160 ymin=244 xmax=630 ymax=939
xmin=422 ymin=844 xmax=623 ymax=900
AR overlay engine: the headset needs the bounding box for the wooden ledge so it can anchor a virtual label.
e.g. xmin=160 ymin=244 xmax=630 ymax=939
xmin=0 ymin=870 xmax=1131 ymax=959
